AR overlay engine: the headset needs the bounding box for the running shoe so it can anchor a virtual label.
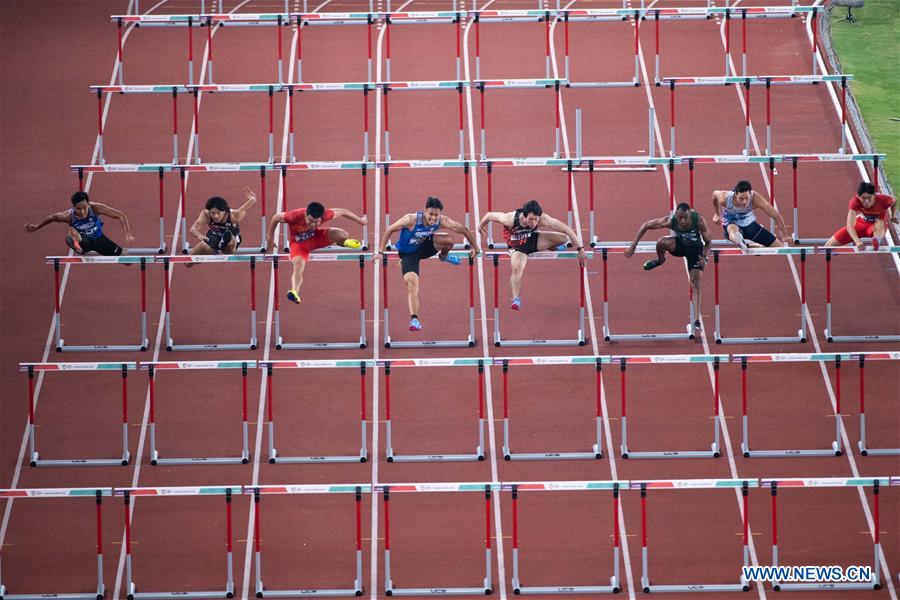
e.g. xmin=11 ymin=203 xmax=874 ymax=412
xmin=286 ymin=289 xmax=301 ymax=304
xmin=643 ymin=259 xmax=664 ymax=271
xmin=733 ymin=232 xmax=749 ymax=253
xmin=554 ymin=243 xmax=569 ymax=251
xmin=409 ymin=317 xmax=422 ymax=331
xmin=439 ymin=253 xmax=461 ymax=265
xmin=65 ymin=235 xmax=84 ymax=255
xmin=342 ymin=238 xmax=362 ymax=249
xmin=510 ymin=297 xmax=522 ymax=311
xmin=872 ymin=237 xmax=880 ymax=251
xmin=694 ymin=320 xmax=702 ymax=331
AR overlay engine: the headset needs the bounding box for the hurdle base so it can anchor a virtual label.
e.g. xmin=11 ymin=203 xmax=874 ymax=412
xmin=166 ymin=339 xmax=257 ymax=352
xmin=858 ymin=441 xmax=900 ymax=457
xmin=504 ymin=447 xmax=602 ymax=461
xmin=255 ymin=586 xmax=363 ymax=598
xmin=267 ymin=448 xmax=368 ymax=464
xmin=825 ymin=330 xmax=900 ymax=343
xmin=277 ymin=336 xmax=367 ymax=350
xmin=150 ymin=452 xmax=249 ymax=466
xmin=620 ymin=443 xmax=719 ymax=459
xmin=386 ymin=584 xmax=491 ymax=596
xmin=740 ymin=442 xmax=840 ymax=458
xmin=56 ymin=339 xmax=149 ymax=352
xmin=513 ymin=577 xmax=619 ymax=595
xmin=386 ymin=447 xmax=483 ymax=463
xmin=494 ymin=331 xmax=586 ymax=348
xmin=603 ymin=324 xmax=694 ymax=342
xmin=775 ymin=581 xmax=879 ymax=592
xmin=129 ymin=590 xmax=232 ymax=600
xmin=29 ymin=451 xmax=129 ymax=467
xmin=715 ymin=330 xmax=805 ymax=345
xmin=384 ymin=336 xmax=476 ymax=349
xmin=642 ymin=578 xmax=749 ymax=593
xmin=0 ymin=584 xmax=105 ymax=600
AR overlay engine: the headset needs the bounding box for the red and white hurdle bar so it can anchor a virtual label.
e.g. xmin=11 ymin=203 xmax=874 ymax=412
xmin=249 ymin=484 xmax=369 ymax=597
xmin=160 ymin=254 xmax=259 ymax=351
xmin=271 ymin=253 xmax=368 ymax=350
xmin=381 ymin=251 xmax=476 ymax=348
xmin=762 ymin=477 xmax=898 ymax=592
xmin=637 ymin=479 xmax=755 ymax=593
xmin=825 ymin=246 xmax=900 ymax=343
xmin=379 ymin=483 xmax=497 ymax=596
xmin=499 ymin=356 xmax=604 ymax=461
xmin=262 ymin=360 xmax=370 ymax=464
xmin=118 ymin=486 xmax=239 ymax=600
xmin=507 ymin=481 xmax=623 ymax=595
xmin=47 ymin=256 xmax=150 ymax=352
xmin=618 ymin=355 xmax=727 ymax=459
xmin=713 ymin=247 xmax=808 ymax=345
xmin=144 ymin=361 xmax=253 ymax=465
xmin=20 ymin=362 xmax=134 ymax=468
xmin=491 ymin=251 xmax=586 ymax=347
xmin=382 ymin=358 xmax=485 ymax=462
xmin=0 ymin=488 xmax=112 ymax=600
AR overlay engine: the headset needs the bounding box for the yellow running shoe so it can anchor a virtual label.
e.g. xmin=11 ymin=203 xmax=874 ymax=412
xmin=286 ymin=289 xmax=301 ymax=304
xmin=342 ymin=238 xmax=362 ymax=249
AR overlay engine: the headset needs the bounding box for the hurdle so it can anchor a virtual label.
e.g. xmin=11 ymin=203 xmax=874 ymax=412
xmin=382 ymin=252 xmax=475 ymax=348
xmin=761 ymin=478 xmax=896 ymax=591
xmin=617 ymin=355 xmax=726 ymax=459
xmin=491 ymin=252 xmax=586 ymax=347
xmin=383 ymin=359 xmax=485 ymax=462
xmin=144 ymin=361 xmax=254 ymax=465
xmin=249 ymin=485 xmax=369 ymax=597
xmin=853 ymin=353 xmax=900 ymax=456
xmin=636 ymin=479 xmax=754 ymax=593
xmin=271 ymin=253 xmax=368 ymax=350
xmin=499 ymin=357 xmax=605 ymax=461
xmin=713 ymin=248 xmax=808 ymax=344
xmin=735 ymin=354 xmax=843 ymax=458
xmin=119 ymin=486 xmax=240 ymax=599
xmin=506 ymin=481 xmax=623 ymax=594
xmin=47 ymin=256 xmax=150 ymax=352
xmin=597 ymin=246 xmax=696 ymax=342
xmin=21 ymin=362 xmax=134 ymax=468
xmin=159 ymin=255 xmax=259 ymax=351
xmin=379 ymin=483 xmax=498 ymax=596
xmin=263 ymin=360 xmax=370 ymax=464
xmin=477 ymin=79 xmax=566 ymax=160
xmin=824 ymin=247 xmax=900 ymax=343
xmin=0 ymin=488 xmax=112 ymax=600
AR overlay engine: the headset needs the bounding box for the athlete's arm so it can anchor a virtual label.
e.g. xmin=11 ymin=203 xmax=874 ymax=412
xmin=440 ymin=215 xmax=482 ymax=256
xmin=477 ymin=211 xmax=509 ymax=234
xmin=266 ymin=211 xmax=287 ymax=252
xmin=373 ymin=214 xmax=415 ymax=260
xmin=711 ymin=191 xmax=724 ymax=224
xmin=753 ymin=192 xmax=789 ymax=242
xmin=23 ymin=210 xmax=71 ymax=232
xmin=845 ymin=209 xmax=864 ymax=249
xmin=231 ymin=187 xmax=258 ymax=222
xmin=92 ymin=202 xmax=135 ymax=242
xmin=698 ymin=215 xmax=712 ymax=265
xmin=624 ymin=215 xmax=670 ymax=257
xmin=189 ymin=210 xmax=211 ymax=243
xmin=541 ymin=214 xmax=587 ymax=264
xmin=331 ymin=208 xmax=368 ymax=226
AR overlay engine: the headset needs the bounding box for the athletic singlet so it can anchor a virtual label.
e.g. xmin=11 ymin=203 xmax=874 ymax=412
xmin=208 ymin=211 xmax=240 ymax=238
xmin=502 ymin=209 xmax=538 ymax=248
xmin=721 ymin=191 xmax=757 ymax=227
xmin=395 ymin=212 xmax=441 ymax=253
xmin=69 ymin=206 xmax=104 ymax=240
xmin=670 ymin=211 xmax=703 ymax=246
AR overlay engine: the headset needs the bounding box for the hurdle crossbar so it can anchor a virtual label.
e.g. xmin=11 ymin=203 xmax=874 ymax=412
xmin=21 ymin=362 xmax=135 ymax=467
xmin=382 ymin=359 xmax=485 ymax=462
xmin=0 ymin=488 xmax=112 ymax=600
xmin=159 ymin=255 xmax=258 ymax=351
xmin=144 ymin=361 xmax=254 ymax=465
xmin=119 ymin=486 xmax=240 ymax=599
xmin=636 ymin=479 xmax=755 ymax=593
xmin=249 ymin=485 xmax=369 ymax=597
xmin=618 ymin=355 xmax=726 ymax=459
xmin=382 ymin=252 xmax=476 ymax=348
xmin=713 ymin=248 xmax=808 ymax=344
xmin=47 ymin=256 xmax=150 ymax=352
xmin=491 ymin=252 xmax=586 ymax=347
xmin=761 ymin=478 xmax=895 ymax=591
xmin=499 ymin=357 xmax=605 ymax=461
xmin=505 ymin=481 xmax=623 ymax=594
xmin=853 ymin=352 xmax=900 ymax=456
xmin=379 ymin=483 xmax=498 ymax=596
xmin=271 ymin=254 xmax=368 ymax=349
xmin=824 ymin=247 xmax=900 ymax=342
xmin=262 ymin=360 xmax=371 ymax=464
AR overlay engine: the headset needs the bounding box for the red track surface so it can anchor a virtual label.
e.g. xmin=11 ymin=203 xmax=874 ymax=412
xmin=1 ymin=0 xmax=897 ymax=598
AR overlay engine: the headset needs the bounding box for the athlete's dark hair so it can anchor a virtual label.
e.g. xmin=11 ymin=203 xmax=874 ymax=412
xmin=425 ymin=196 xmax=444 ymax=211
xmin=676 ymin=202 xmax=691 ymax=212
xmin=71 ymin=191 xmax=90 ymax=205
xmin=734 ymin=180 xmax=753 ymax=194
xmin=205 ymin=196 xmax=230 ymax=212
xmin=857 ymin=181 xmax=876 ymax=196
xmin=521 ymin=200 xmax=543 ymax=217
xmin=306 ymin=202 xmax=326 ymax=219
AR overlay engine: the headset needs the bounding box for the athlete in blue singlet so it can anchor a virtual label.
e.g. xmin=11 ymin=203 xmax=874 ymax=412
xmin=375 ymin=197 xmax=480 ymax=332
xmin=711 ymin=180 xmax=789 ymax=251
xmin=24 ymin=191 xmax=134 ymax=256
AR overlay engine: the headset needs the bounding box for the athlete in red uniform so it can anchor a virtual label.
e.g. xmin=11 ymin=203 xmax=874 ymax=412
xmin=267 ymin=201 xmax=366 ymax=304
xmin=826 ymin=182 xmax=897 ymax=250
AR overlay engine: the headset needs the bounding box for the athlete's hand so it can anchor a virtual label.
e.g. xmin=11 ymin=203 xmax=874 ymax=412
xmin=23 ymin=223 xmax=38 ymax=233
xmin=698 ymin=254 xmax=708 ymax=268
xmin=469 ymin=246 xmax=481 ymax=259
xmin=371 ymin=250 xmax=382 ymax=263
xmin=856 ymin=241 xmax=866 ymax=251
xmin=359 ymin=216 xmax=368 ymax=226
xmin=577 ymin=247 xmax=588 ymax=267
xmin=712 ymin=213 xmax=721 ymax=224
xmin=244 ymin=187 xmax=256 ymax=202
xmin=623 ymin=245 xmax=636 ymax=258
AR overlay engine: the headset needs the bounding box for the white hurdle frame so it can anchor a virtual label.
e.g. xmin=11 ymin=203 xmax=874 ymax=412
xmin=249 ymin=485 xmax=368 ymax=598
xmin=499 ymin=357 xmax=604 ymax=461
xmin=0 ymin=488 xmax=112 ymax=600
xmin=713 ymin=248 xmax=808 ymax=344
xmin=21 ymin=362 xmax=134 ymax=468
xmin=637 ymin=479 xmax=754 ymax=593
xmin=507 ymin=481 xmax=623 ymax=595
xmin=618 ymin=355 xmax=726 ymax=459
xmin=145 ymin=361 xmax=253 ymax=466
xmin=380 ymin=483 xmax=497 ymax=596
xmin=491 ymin=252 xmax=586 ymax=347
xmin=263 ymin=360 xmax=370 ymax=464
xmin=271 ymin=253 xmax=368 ymax=350
xmin=824 ymin=247 xmax=900 ymax=343
xmin=853 ymin=353 xmax=900 ymax=456
xmin=48 ymin=256 xmax=150 ymax=353
xmin=383 ymin=359 xmax=485 ymax=462
xmin=120 ymin=486 xmax=239 ymax=600
xmin=160 ymin=255 xmax=259 ymax=351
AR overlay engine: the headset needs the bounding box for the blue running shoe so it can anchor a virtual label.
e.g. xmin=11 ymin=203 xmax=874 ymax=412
xmin=409 ymin=317 xmax=422 ymax=331
xmin=510 ymin=297 xmax=522 ymax=311
xmin=554 ymin=243 xmax=568 ymax=251
xmin=440 ymin=253 xmax=461 ymax=265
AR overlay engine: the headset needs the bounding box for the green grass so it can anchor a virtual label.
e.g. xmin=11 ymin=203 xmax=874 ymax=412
xmin=829 ymin=0 xmax=900 ymax=190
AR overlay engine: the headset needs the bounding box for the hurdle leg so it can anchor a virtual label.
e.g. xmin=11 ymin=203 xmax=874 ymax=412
xmin=120 ymin=365 xmax=131 ymax=465
xmin=594 ymin=359 xmax=603 ymax=458
xmin=163 ymin=258 xmax=174 ymax=350
xmin=501 ymin=360 xmax=510 ymax=459
xmin=619 ymin=359 xmax=629 ymax=457
xmin=873 ymin=482 xmax=881 ymax=588
xmin=125 ymin=492 xmax=136 ymax=600
xmin=483 ymin=486 xmax=493 ymax=594
xmin=266 ymin=365 xmax=277 ymax=462
xmin=268 ymin=87 xmax=275 ymax=163
xmin=711 ymin=358 xmax=721 ymax=457
xmin=192 ymin=89 xmax=201 ymax=164
xmin=511 ymin=486 xmax=520 ymax=592
xmin=492 ymin=255 xmax=501 ymax=346
xmin=360 ymin=364 xmax=368 ymax=462
xmin=241 ymin=364 xmax=250 ymax=463
xmin=53 ymin=259 xmax=63 ymax=351
xmin=384 ymin=488 xmax=393 ymax=594
xmin=149 ymin=366 xmax=159 ymax=464
xmin=640 ymin=484 xmax=650 ymax=592
xmin=477 ymin=361 xmax=486 ymax=460
xmin=273 ymin=257 xmax=284 ymax=348
xmin=384 ymin=364 xmax=394 ymax=461
xmin=355 ymin=487 xmax=364 ymax=594
xmin=253 ymin=490 xmax=264 ymax=597
xmin=249 ymin=258 xmax=258 ymax=350
xmin=225 ymin=491 xmax=234 ymax=598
